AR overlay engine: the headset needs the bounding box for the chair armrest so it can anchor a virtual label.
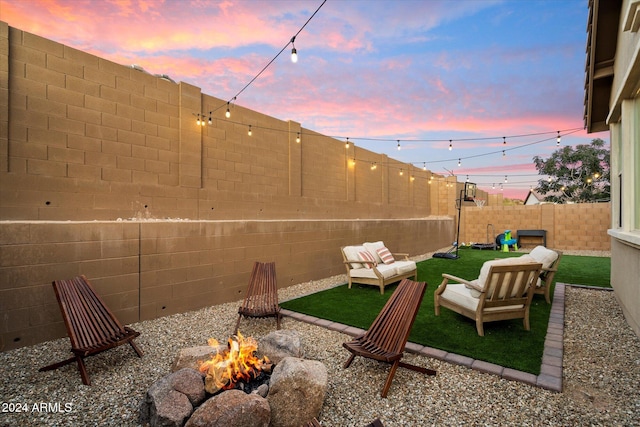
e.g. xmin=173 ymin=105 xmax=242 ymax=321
xmin=392 ymin=252 xmax=409 ymax=260
xmin=439 ymin=274 xmax=483 ymax=293
xmin=343 ymin=259 xmax=377 ymax=267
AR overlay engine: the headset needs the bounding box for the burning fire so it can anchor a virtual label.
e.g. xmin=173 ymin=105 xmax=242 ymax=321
xmin=199 ymin=332 xmax=271 ymax=394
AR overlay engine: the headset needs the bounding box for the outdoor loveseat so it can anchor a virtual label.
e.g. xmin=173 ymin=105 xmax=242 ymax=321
xmin=341 ymin=241 xmax=417 ymax=294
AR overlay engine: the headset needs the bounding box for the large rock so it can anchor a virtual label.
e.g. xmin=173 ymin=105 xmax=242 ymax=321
xmin=171 ymin=345 xmax=226 ymax=372
xmin=185 ymin=389 xmax=270 ymax=427
xmin=140 ymin=368 xmax=206 ymax=427
xmin=257 ymin=330 xmax=304 ymax=364
xmin=266 ymin=357 xmax=327 ymax=427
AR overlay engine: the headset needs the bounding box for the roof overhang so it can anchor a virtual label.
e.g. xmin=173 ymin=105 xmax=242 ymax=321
xmin=584 ymin=0 xmax=622 ymax=133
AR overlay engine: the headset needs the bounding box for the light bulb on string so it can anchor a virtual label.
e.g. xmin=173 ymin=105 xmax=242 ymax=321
xmin=466 ymin=175 xmax=469 ymax=182
xmin=296 ymin=132 xmax=301 ymax=143
xmin=225 ymin=102 xmax=231 ymax=118
xmin=504 ymin=175 xmax=508 ymax=183
xmin=397 ymin=140 xmax=401 ymax=151
xmin=248 ymin=125 xmax=252 ymax=136
xmin=449 ymin=140 xmax=452 ymax=151
xmin=208 ymin=112 xmax=212 ymax=125
xmin=345 ymin=138 xmax=350 ymax=149
xmin=399 ymin=169 xmax=403 ymax=176
xmin=557 ymin=131 xmax=561 ymax=146
xmin=423 ymin=162 xmax=427 ymax=171
xmin=492 ymin=183 xmax=495 ymax=190
xmin=290 ymin=37 xmax=298 ymax=63
xmin=196 ymin=114 xmax=201 ymax=126
xmin=458 ymin=159 xmax=461 ymax=167
xmin=502 ymin=150 xmax=505 ymax=157
xmin=503 ymin=136 xmax=506 ymax=145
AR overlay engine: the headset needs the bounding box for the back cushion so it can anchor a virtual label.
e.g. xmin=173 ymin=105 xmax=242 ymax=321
xmin=363 ymin=241 xmax=386 ymax=263
xmin=528 ymin=246 xmax=558 ymax=269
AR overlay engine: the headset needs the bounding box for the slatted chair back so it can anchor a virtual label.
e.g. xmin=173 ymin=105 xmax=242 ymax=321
xmin=39 ymin=275 xmax=143 ymax=385
xmin=343 ymin=279 xmax=436 ymax=397
xmin=55 ymin=276 xmax=127 ymax=352
xmin=361 ymin=278 xmax=426 ymax=358
xmin=235 ymin=261 xmax=281 ymax=332
xmin=481 ymin=263 xmax=541 ymax=310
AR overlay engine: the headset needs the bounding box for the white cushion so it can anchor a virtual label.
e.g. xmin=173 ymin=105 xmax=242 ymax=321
xmin=358 ymin=250 xmax=377 ymax=269
xmin=528 ymin=246 xmax=558 ymax=269
xmin=377 ymin=247 xmax=395 ymax=264
xmin=349 ymin=263 xmax=398 ymax=279
xmin=394 ymin=260 xmax=416 ymax=275
xmin=363 ymin=241 xmax=386 ymax=263
xmin=343 ymin=246 xmax=365 ymax=269
xmin=441 ymin=284 xmax=524 ymax=312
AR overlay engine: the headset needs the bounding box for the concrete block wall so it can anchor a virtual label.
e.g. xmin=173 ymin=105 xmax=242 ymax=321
xmin=460 ymin=202 xmax=611 ymax=251
xmin=0 ymin=22 xmax=450 ymax=222
xmin=0 ymin=217 xmax=453 ymax=351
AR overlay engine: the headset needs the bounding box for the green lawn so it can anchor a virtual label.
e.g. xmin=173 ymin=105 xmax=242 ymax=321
xmin=281 ymin=248 xmax=610 ymax=374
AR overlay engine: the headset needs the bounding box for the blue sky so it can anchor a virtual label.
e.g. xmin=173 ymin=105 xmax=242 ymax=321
xmin=1 ymin=0 xmax=608 ymax=199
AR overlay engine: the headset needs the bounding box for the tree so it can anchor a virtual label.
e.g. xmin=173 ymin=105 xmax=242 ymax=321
xmin=533 ymin=138 xmax=610 ymax=203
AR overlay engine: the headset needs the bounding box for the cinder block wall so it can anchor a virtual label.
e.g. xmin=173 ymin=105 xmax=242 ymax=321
xmin=0 ymin=218 xmax=452 ymax=351
xmin=460 ymin=202 xmax=611 ymax=251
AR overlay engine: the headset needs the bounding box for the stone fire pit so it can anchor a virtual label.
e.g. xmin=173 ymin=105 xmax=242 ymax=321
xmin=140 ymin=330 xmax=328 ymax=427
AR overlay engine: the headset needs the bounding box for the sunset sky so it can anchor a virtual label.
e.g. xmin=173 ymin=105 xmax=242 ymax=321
xmin=0 ymin=0 xmax=609 ymax=199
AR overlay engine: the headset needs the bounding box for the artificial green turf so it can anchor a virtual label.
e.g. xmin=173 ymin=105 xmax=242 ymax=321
xmin=280 ymin=248 xmax=611 ymax=374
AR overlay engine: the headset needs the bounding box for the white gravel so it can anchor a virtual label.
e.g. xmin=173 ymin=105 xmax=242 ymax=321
xmin=1 ymin=250 xmax=638 ymax=427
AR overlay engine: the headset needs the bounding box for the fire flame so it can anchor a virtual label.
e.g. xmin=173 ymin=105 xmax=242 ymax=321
xmin=199 ymin=332 xmax=271 ymax=393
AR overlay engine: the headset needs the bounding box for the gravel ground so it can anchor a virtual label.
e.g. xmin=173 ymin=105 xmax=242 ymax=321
xmin=1 ymin=250 xmax=639 ymax=427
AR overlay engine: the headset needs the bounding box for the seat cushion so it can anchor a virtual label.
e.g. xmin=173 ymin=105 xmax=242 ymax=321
xmin=363 ymin=241 xmax=386 ymax=263
xmin=394 ymin=260 xmax=416 ymax=275
xmin=528 ymin=246 xmax=558 ymax=269
xmin=349 ymin=263 xmax=398 ymax=279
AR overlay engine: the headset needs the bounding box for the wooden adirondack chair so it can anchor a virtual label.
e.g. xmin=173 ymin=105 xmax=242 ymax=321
xmin=39 ymin=275 xmax=143 ymax=385
xmin=235 ymin=261 xmax=281 ymax=333
xmin=343 ymin=278 xmax=436 ymax=398
xmin=434 ymin=259 xmax=543 ymax=336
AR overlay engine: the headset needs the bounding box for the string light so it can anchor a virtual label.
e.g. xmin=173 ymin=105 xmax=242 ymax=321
xmin=458 ymin=159 xmax=461 ymax=167
xmin=466 ymin=175 xmax=469 ymax=182
xmin=371 ymin=162 xmax=377 ymax=170
xmin=296 ymin=132 xmax=301 ymax=143
xmin=423 ymin=162 xmax=427 ymax=171
xmin=504 ymin=175 xmax=508 ymax=183
xmin=196 ymin=114 xmax=202 ymax=126
xmin=290 ymin=36 xmax=298 ymax=63
xmin=502 ymin=150 xmax=505 ymax=157
xmin=492 ymin=183 xmax=496 ymax=189
xmin=449 ymin=140 xmax=452 ymax=151
xmin=503 ymin=136 xmax=506 ymax=145
xmin=208 ymin=113 xmax=212 ymax=125
xmin=345 ymin=137 xmax=350 ymax=149
xmin=557 ymin=131 xmax=561 ymax=145
xmin=399 ymin=169 xmax=404 ymax=176
xmin=225 ymin=102 xmax=231 ymax=118
xmin=248 ymin=125 xmax=252 ymax=136
xmin=410 ymin=176 xmax=415 ymax=181
xmin=397 ymin=140 xmax=401 ymax=151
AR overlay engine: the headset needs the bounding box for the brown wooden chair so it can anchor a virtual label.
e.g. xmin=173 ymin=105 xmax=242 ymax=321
xmin=235 ymin=261 xmax=281 ymax=333
xmin=39 ymin=275 xmax=143 ymax=385
xmin=343 ymin=278 xmax=436 ymax=398
xmin=434 ymin=259 xmax=543 ymax=336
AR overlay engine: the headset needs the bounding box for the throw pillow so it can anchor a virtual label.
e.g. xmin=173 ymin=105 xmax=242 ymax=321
xmin=358 ymin=251 xmax=377 ymax=269
xmin=376 ymin=247 xmax=395 ymax=264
